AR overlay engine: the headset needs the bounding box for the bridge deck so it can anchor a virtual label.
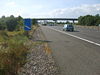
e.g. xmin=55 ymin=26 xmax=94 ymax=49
xmin=33 ymin=18 xmax=78 ymax=20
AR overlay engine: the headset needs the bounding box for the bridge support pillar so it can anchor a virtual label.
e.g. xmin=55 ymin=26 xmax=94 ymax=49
xmin=72 ymin=20 xmax=75 ymax=24
xmin=53 ymin=20 xmax=57 ymax=26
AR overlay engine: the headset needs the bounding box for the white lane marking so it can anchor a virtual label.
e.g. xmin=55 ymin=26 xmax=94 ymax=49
xmin=47 ymin=27 xmax=100 ymax=47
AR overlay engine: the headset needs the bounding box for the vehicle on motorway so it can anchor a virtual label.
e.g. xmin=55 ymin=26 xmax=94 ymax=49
xmin=63 ymin=24 xmax=74 ymax=31
xmin=42 ymin=24 xmax=47 ymax=26
xmin=48 ymin=24 xmax=54 ymax=26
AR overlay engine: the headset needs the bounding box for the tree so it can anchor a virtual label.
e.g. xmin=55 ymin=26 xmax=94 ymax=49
xmin=10 ymin=15 xmax=14 ymax=18
xmin=6 ymin=17 xmax=18 ymax=31
xmin=0 ymin=23 xmax=6 ymax=30
xmin=78 ymin=16 xmax=86 ymax=25
xmin=78 ymin=14 xmax=100 ymax=26
xmin=2 ymin=15 xmax=6 ymax=19
xmin=84 ymin=15 xmax=95 ymax=26
xmin=66 ymin=21 xmax=70 ymax=24
xmin=95 ymin=14 xmax=100 ymax=26
xmin=0 ymin=15 xmax=24 ymax=31
xmin=16 ymin=16 xmax=23 ymax=30
xmin=32 ymin=19 xmax=37 ymax=25
xmin=0 ymin=16 xmax=6 ymax=30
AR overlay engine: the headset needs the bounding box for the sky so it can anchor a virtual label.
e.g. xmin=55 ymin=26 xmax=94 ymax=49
xmin=0 ymin=0 xmax=100 ymax=18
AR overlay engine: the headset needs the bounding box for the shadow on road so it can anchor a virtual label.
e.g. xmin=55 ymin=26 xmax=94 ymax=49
xmin=73 ymin=30 xmax=79 ymax=32
xmin=65 ymin=30 xmax=79 ymax=32
xmin=33 ymin=40 xmax=52 ymax=43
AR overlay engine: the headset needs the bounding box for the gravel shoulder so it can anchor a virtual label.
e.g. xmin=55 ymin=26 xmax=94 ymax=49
xmin=18 ymin=27 xmax=59 ymax=75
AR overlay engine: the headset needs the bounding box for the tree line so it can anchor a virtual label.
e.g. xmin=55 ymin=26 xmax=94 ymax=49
xmin=0 ymin=15 xmax=38 ymax=31
xmin=78 ymin=14 xmax=100 ymax=26
xmin=0 ymin=14 xmax=100 ymax=30
xmin=0 ymin=15 xmax=23 ymax=31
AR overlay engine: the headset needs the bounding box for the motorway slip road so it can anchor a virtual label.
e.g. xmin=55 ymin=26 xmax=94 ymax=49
xmin=41 ymin=26 xmax=100 ymax=75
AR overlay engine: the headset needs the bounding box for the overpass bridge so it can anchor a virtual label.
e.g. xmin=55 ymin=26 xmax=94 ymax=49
xmin=33 ymin=18 xmax=78 ymax=23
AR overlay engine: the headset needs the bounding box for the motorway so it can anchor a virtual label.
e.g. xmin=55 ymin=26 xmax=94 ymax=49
xmin=41 ymin=25 xmax=100 ymax=75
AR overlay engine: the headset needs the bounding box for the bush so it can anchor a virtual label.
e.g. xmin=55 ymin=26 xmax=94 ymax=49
xmin=0 ymin=31 xmax=30 ymax=75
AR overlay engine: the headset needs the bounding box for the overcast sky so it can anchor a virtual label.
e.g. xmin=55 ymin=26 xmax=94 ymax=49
xmin=0 ymin=0 xmax=100 ymax=18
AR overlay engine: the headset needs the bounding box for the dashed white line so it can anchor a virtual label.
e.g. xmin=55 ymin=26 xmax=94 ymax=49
xmin=47 ymin=27 xmax=100 ymax=47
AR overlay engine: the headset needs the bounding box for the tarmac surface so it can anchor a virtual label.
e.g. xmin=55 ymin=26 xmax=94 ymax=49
xmin=41 ymin=26 xmax=100 ymax=75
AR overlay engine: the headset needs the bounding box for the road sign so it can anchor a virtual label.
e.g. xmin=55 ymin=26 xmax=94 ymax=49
xmin=24 ymin=19 xmax=32 ymax=31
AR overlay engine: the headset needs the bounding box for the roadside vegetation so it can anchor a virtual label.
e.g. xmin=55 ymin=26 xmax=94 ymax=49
xmin=0 ymin=15 xmax=23 ymax=31
xmin=0 ymin=15 xmax=38 ymax=75
xmin=78 ymin=14 xmax=100 ymax=26
xmin=51 ymin=14 xmax=100 ymax=26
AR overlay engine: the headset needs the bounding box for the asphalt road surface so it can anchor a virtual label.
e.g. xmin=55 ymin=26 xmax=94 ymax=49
xmin=41 ymin=26 xmax=100 ymax=75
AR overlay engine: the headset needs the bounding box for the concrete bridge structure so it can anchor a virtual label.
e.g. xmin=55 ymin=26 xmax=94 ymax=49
xmin=33 ymin=18 xmax=78 ymax=24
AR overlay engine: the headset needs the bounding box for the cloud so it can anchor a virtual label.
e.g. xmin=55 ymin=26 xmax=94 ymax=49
xmin=42 ymin=4 xmax=100 ymax=18
xmin=31 ymin=5 xmax=44 ymax=9
xmin=0 ymin=2 xmax=100 ymax=18
xmin=0 ymin=1 xmax=25 ymax=17
xmin=6 ymin=1 xmax=16 ymax=7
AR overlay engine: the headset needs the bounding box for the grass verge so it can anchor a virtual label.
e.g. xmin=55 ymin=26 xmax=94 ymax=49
xmin=0 ymin=25 xmax=37 ymax=75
